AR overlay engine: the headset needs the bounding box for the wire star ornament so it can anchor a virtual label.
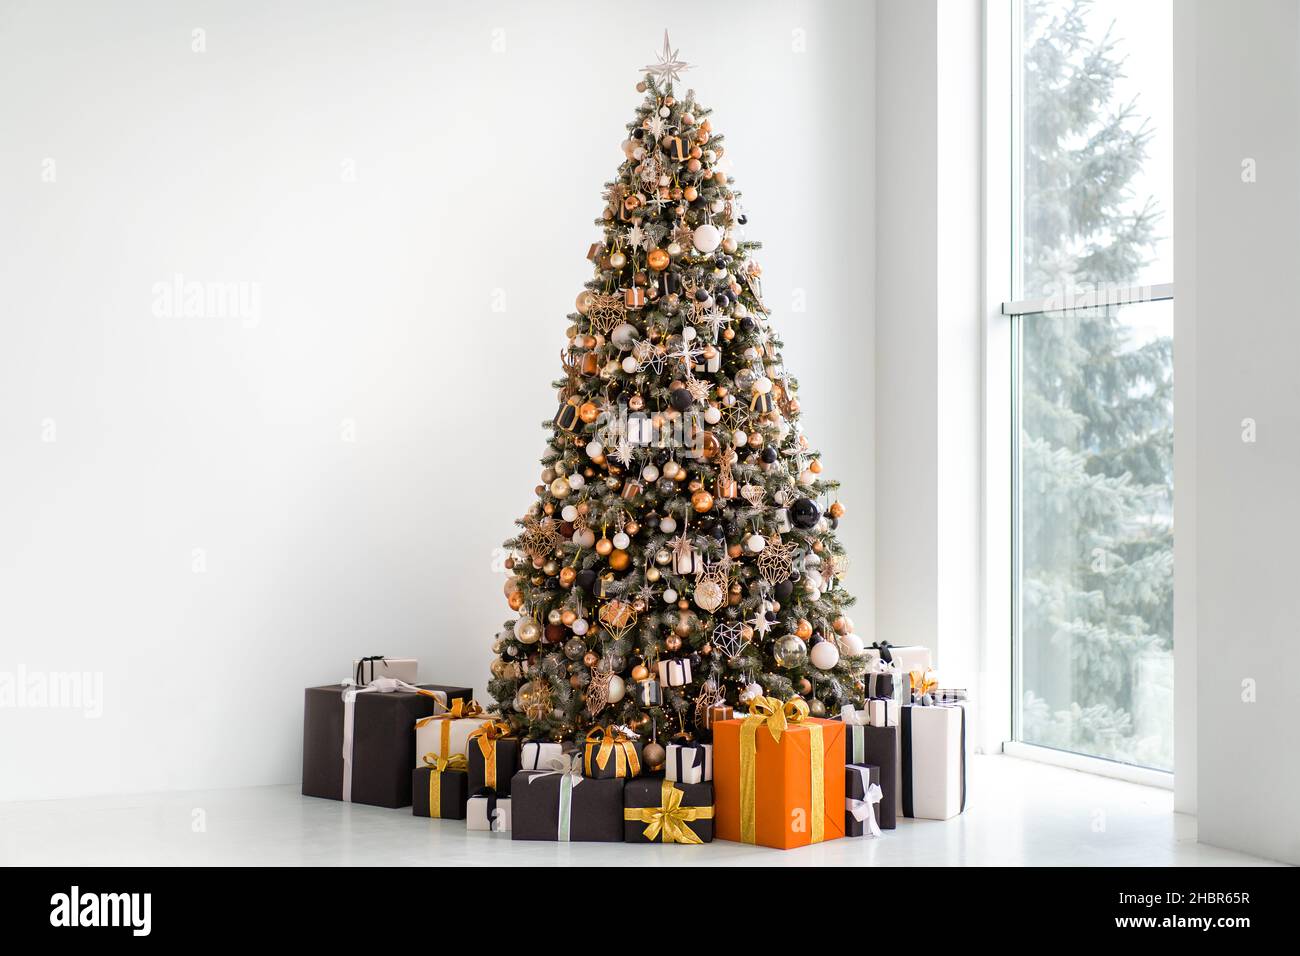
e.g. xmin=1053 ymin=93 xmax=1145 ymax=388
xmin=643 ymin=30 xmax=692 ymax=87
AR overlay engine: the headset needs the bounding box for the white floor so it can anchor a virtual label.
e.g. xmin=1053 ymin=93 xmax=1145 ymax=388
xmin=0 ymin=754 xmax=1281 ymax=866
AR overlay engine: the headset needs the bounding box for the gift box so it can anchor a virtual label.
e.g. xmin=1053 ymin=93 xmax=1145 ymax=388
xmin=867 ymin=642 xmax=931 ymax=674
xmin=703 ymin=704 xmax=733 ymax=732
xmin=467 ymin=789 xmax=512 ymax=832
xmin=412 ymin=754 xmax=469 ymax=819
xmin=415 ymin=699 xmax=491 ymax=764
xmin=624 ymin=779 xmax=714 ymax=844
xmin=714 ymin=697 xmax=846 ymax=850
xmin=583 ymin=726 xmax=643 ymax=779
xmin=665 ymin=740 xmax=713 ymax=783
xmin=554 ymin=401 xmax=580 ymax=432
xmin=865 ymin=664 xmax=903 ymax=702
xmin=302 ymin=681 xmax=472 ymax=808
xmin=657 ymin=658 xmax=692 ymax=687
xmin=352 ymin=656 xmax=418 ymax=685
xmin=511 ymin=760 xmax=625 ymax=842
xmin=624 ymin=287 xmax=645 ymax=309
xmin=520 ymin=740 xmax=569 ymax=770
xmin=868 ymin=697 xmax=899 ymax=727
xmin=901 ymin=703 xmax=967 ymax=820
xmin=635 ymin=679 xmax=662 ymax=707
xmin=467 ymin=720 xmax=520 ymax=796
xmin=843 ymin=715 xmax=898 ymax=829
xmin=662 ymin=135 xmax=688 ymax=162
xmin=845 ymin=763 xmax=883 ymax=837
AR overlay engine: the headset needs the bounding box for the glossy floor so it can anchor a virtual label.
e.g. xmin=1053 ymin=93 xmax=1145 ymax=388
xmin=0 ymin=754 xmax=1281 ymax=866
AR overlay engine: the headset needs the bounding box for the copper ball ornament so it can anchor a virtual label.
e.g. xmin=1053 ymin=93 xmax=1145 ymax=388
xmin=608 ymin=549 xmax=630 ymax=571
xmin=648 ymin=248 xmax=669 ymax=271
xmin=691 ymin=490 xmax=714 ymax=513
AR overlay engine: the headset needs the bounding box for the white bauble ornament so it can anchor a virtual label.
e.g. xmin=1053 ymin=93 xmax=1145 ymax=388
xmin=805 ymin=587 xmax=822 ymax=602
xmin=622 ymin=356 xmax=639 ymax=373
xmin=609 ymin=250 xmax=627 ymax=269
xmin=667 ymin=241 xmax=683 ymax=257
xmin=740 ymin=682 xmax=764 ymax=703
xmin=586 ymin=440 xmax=604 ymax=458
xmin=704 ymin=405 xmax=721 ymax=424
xmin=568 ymin=473 xmax=585 ymax=490
xmin=810 ymin=641 xmax=841 ymax=671
xmin=659 ymin=516 xmax=677 ymax=533
xmin=804 ymin=570 xmax=824 ymax=591
xmin=606 ymin=675 xmax=626 ymax=703
xmin=799 ymin=469 xmax=817 ymax=486
xmin=561 ymin=505 xmax=578 ymax=522
xmin=682 ymin=325 xmax=697 ymax=342
xmin=838 ymin=632 xmax=865 ymax=656
xmin=612 ymin=322 xmax=639 ymax=350
xmin=574 ymin=528 xmax=596 ymax=548
xmin=642 ymin=464 xmax=660 ymax=482
xmin=663 ymin=588 xmax=678 ymax=603
xmin=612 ymin=531 xmax=630 ymax=550
xmin=733 ymin=302 xmax=747 ymax=318
xmin=733 ymin=429 xmax=747 ymax=446
xmin=746 ymin=533 xmax=767 ymax=553
xmin=692 ymin=223 xmax=722 ymax=253
xmin=754 ymin=376 xmax=772 ymax=394
xmin=572 ymin=618 xmax=589 ymax=636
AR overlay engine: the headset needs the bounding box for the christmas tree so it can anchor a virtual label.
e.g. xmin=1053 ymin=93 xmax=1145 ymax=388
xmin=488 ymin=35 xmax=867 ymax=760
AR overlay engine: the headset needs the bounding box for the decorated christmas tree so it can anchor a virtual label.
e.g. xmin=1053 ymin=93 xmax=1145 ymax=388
xmin=489 ymin=35 xmax=868 ymax=765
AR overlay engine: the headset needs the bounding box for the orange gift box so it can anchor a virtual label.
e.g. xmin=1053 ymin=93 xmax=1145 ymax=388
xmin=714 ymin=697 xmax=846 ymax=849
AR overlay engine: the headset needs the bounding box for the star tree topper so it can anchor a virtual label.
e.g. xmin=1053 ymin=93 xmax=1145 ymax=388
xmin=643 ymin=30 xmax=692 ymax=86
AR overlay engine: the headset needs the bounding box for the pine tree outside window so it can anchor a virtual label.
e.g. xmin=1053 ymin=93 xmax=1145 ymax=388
xmin=1008 ymin=0 xmax=1174 ymax=772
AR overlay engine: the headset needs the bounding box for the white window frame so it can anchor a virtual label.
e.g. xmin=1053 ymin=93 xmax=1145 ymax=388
xmin=983 ymin=0 xmax=1174 ymax=789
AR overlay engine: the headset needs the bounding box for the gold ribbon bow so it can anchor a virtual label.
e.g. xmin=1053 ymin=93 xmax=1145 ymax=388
xmin=584 ymin=726 xmax=642 ymax=778
xmin=467 ymin=720 xmax=512 ymax=789
xmin=421 ymin=752 xmax=467 ymax=819
xmin=416 ymin=699 xmax=485 ymax=759
xmin=739 ymin=696 xmax=824 ymax=846
xmin=909 ymin=671 xmax=938 ymax=696
xmin=624 ymin=779 xmax=714 ymax=844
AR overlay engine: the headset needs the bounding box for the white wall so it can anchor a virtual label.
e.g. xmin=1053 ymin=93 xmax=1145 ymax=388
xmin=875 ymin=0 xmax=982 ymax=700
xmin=1179 ymin=0 xmax=1300 ymax=865
xmin=0 ymin=0 xmax=876 ymax=800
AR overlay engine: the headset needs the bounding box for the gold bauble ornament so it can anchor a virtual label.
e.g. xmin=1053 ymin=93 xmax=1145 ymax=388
xmin=559 ymin=567 xmax=577 ymax=587
xmin=608 ymin=549 xmax=630 ymax=571
xmin=595 ymin=537 xmax=613 ymax=556
xmin=691 ymin=490 xmax=714 ymax=513
xmin=579 ymin=402 xmax=600 ymax=424
xmin=648 ymin=248 xmax=669 ymax=271
xmin=665 ymin=634 xmax=682 ymax=652
xmin=642 ymin=742 xmax=666 ymax=771
xmin=631 ymin=663 xmax=650 ymax=682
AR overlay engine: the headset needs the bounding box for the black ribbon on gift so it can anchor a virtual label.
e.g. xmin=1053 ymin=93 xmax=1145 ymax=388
xmin=669 ymin=740 xmax=705 ymax=780
xmin=471 ymin=786 xmax=498 ymax=825
xmin=354 ymin=655 xmax=388 ymax=685
xmin=870 ymin=641 xmax=893 ymax=663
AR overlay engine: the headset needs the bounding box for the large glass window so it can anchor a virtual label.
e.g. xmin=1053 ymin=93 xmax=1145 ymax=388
xmin=1011 ymin=0 xmax=1174 ymax=771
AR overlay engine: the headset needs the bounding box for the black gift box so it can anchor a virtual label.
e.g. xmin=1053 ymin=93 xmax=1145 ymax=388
xmin=511 ymin=770 xmax=625 ymax=842
xmin=866 ymin=671 xmax=900 ymax=700
xmin=623 ymin=779 xmax=714 ymax=844
xmin=583 ymin=735 xmax=644 ymax=779
xmin=412 ymin=766 xmax=469 ymax=819
xmin=301 ymin=683 xmax=473 ymax=809
xmin=856 ymin=723 xmax=898 ymax=829
xmin=468 ymin=736 xmax=521 ymax=796
xmin=845 ymin=763 xmax=882 ymax=837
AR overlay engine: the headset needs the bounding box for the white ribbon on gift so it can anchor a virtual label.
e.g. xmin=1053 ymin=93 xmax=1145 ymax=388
xmin=527 ymin=752 xmax=585 ymax=841
xmin=846 ymin=764 xmax=884 ymax=837
xmin=841 ymin=704 xmax=870 ymax=764
xmin=339 ymin=677 xmax=447 ymax=802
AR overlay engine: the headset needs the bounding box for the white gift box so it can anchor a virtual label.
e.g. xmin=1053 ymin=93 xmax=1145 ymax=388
xmin=352 ymin=657 xmax=418 ymax=685
xmin=520 ymin=741 xmax=565 ymax=770
xmin=414 ymin=713 xmax=485 ymax=764
xmin=467 ymin=795 xmax=512 ymax=832
xmin=865 ymin=644 xmax=931 ymax=676
xmin=900 ymin=703 xmax=967 ymax=820
xmin=664 ymin=742 xmax=713 ymax=783
xmin=868 ymin=698 xmax=899 ymax=728
xmin=657 ymin=659 xmax=692 ymax=687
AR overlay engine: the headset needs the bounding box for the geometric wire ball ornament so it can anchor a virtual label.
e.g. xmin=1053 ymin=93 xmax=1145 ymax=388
xmin=586 ymin=293 xmax=627 ymax=335
xmin=598 ymin=598 xmax=638 ymax=641
xmin=586 ymin=669 xmax=614 ymax=717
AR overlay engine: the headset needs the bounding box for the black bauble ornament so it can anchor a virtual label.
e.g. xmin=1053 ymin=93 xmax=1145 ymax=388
xmin=670 ymin=388 xmax=694 ymax=412
xmin=774 ymin=579 xmax=794 ymax=602
xmin=738 ymin=214 xmax=748 ymax=225
xmin=761 ymin=447 xmax=778 ymax=463
xmin=790 ymin=497 xmax=821 ymax=529
xmin=695 ymin=288 xmax=710 ymax=302
xmin=576 ymin=569 xmax=598 ymax=593
xmin=740 ymin=317 xmax=755 ymax=333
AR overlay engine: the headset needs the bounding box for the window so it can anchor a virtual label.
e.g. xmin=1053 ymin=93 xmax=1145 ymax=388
xmin=1008 ymin=0 xmax=1174 ymax=771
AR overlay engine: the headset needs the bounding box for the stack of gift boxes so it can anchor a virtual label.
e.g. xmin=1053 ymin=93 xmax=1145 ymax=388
xmin=301 ymin=646 xmax=967 ymax=849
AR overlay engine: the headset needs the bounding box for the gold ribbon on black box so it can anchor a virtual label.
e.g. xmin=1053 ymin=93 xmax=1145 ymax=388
xmin=467 ymin=719 xmax=513 ymax=790
xmin=421 ymin=752 xmax=467 ymax=819
xmin=624 ymin=779 xmax=714 ymax=844
xmin=739 ymin=696 xmax=825 ymax=845
xmin=584 ymin=725 xmax=642 ymax=779
xmin=415 ymin=698 xmax=484 ymax=759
